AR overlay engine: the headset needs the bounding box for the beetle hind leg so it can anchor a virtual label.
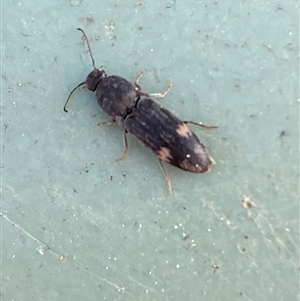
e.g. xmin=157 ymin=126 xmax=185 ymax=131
xmin=159 ymin=159 xmax=173 ymax=194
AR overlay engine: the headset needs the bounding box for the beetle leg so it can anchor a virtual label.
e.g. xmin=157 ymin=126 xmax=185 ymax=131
xmin=97 ymin=120 xmax=114 ymax=126
xmin=133 ymin=71 xmax=148 ymax=96
xmin=159 ymin=159 xmax=173 ymax=194
xmin=97 ymin=117 xmax=116 ymax=126
xmin=183 ymin=121 xmax=218 ymax=129
xmin=148 ymin=80 xmax=172 ymax=98
xmin=116 ymin=130 xmax=129 ymax=161
xmin=134 ymin=71 xmax=173 ymax=98
xmin=134 ymin=71 xmax=144 ymax=87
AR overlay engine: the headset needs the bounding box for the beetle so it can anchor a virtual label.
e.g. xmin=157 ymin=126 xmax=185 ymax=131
xmin=64 ymin=28 xmax=217 ymax=193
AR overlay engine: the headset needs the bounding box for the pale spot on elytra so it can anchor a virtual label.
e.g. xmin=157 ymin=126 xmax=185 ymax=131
xmin=176 ymin=123 xmax=191 ymax=138
xmin=156 ymin=147 xmax=172 ymax=162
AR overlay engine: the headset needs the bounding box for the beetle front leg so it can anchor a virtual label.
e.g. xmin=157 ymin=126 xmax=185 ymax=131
xmin=134 ymin=71 xmax=172 ymax=98
xmin=97 ymin=120 xmax=114 ymax=126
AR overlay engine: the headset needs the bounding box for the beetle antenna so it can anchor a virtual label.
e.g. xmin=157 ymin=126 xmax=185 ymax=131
xmin=77 ymin=28 xmax=96 ymax=70
xmin=63 ymin=81 xmax=86 ymax=112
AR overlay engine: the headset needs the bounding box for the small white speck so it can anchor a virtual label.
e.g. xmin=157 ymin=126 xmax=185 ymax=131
xmin=176 ymin=264 xmax=180 ymax=268
xmin=114 ymin=257 xmax=117 ymax=260
xmin=286 ymin=228 xmax=290 ymax=232
xmin=37 ymin=247 xmax=44 ymax=255
xmin=208 ymin=228 xmax=211 ymax=232
xmin=186 ymin=154 xmax=191 ymax=158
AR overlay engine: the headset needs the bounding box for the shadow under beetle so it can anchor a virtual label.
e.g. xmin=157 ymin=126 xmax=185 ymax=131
xmin=64 ymin=28 xmax=217 ymax=193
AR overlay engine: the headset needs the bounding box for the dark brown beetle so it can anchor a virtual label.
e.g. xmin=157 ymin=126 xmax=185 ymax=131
xmin=64 ymin=28 xmax=217 ymax=193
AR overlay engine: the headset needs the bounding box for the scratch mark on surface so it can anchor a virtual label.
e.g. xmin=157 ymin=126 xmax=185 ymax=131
xmin=128 ymin=276 xmax=160 ymax=294
xmin=0 ymin=212 xmax=63 ymax=259
xmin=103 ymin=278 xmax=125 ymax=292
xmin=237 ymin=191 xmax=297 ymax=257
xmin=201 ymin=199 xmax=233 ymax=229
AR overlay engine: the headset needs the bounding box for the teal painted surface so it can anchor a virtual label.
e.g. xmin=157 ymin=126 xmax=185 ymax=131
xmin=2 ymin=1 xmax=299 ymax=300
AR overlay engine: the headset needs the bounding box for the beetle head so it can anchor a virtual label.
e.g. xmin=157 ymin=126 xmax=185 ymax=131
xmin=86 ymin=69 xmax=107 ymax=91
